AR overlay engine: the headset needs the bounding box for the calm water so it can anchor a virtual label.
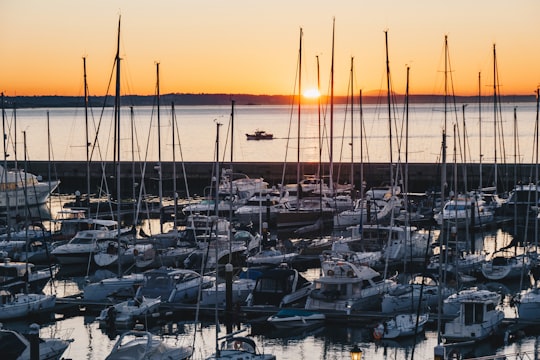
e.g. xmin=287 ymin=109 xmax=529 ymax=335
xmin=3 ymin=101 xmax=538 ymax=164
xmin=3 ymin=226 xmax=540 ymax=360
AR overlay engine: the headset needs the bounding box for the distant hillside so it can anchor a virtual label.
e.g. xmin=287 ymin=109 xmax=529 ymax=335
xmin=1 ymin=93 xmax=536 ymax=108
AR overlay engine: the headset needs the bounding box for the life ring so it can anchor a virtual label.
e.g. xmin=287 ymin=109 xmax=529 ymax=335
xmin=327 ymin=269 xmax=335 ymax=276
xmin=234 ymin=340 xmax=242 ymax=350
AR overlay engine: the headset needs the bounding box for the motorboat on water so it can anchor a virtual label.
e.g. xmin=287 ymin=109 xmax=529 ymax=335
xmin=245 ymin=130 xmax=273 ymax=140
xmin=305 ymin=259 xmax=398 ymax=312
xmin=373 ymin=312 xmax=429 ymax=340
xmin=135 ymin=267 xmax=213 ymax=304
xmin=267 ymin=308 xmax=325 ymax=329
xmin=333 ymin=196 xmax=399 ymax=229
xmin=83 ymin=272 xmax=145 ymax=302
xmin=96 ymin=296 xmax=161 ymax=328
xmin=0 ymin=324 xmax=71 ymax=360
xmin=516 ymin=285 xmax=540 ymax=321
xmin=246 ymin=247 xmax=299 ymax=267
xmin=434 ymin=193 xmax=495 ymax=229
xmin=51 ymin=229 xmax=131 ymax=266
xmin=246 ymin=265 xmax=311 ymax=308
xmin=0 ymin=165 xmax=59 ymax=215
xmin=205 ymin=335 xmax=275 ymax=360
xmin=381 ymin=273 xmax=454 ymax=314
xmin=443 ymin=290 xmax=505 ymax=343
xmin=443 ymin=288 xmax=501 ymax=317
xmin=105 ymin=329 xmax=193 ymax=360
xmin=199 ymin=276 xmax=256 ymax=307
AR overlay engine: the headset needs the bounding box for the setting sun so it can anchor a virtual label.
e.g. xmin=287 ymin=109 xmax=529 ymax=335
xmin=303 ymin=88 xmax=321 ymax=99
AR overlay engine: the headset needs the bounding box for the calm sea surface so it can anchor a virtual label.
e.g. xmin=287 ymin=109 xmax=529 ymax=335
xmin=4 ymin=101 xmax=539 ymax=164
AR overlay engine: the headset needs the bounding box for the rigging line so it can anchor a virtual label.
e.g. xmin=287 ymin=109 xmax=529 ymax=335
xmin=173 ymin=102 xmax=194 ymax=203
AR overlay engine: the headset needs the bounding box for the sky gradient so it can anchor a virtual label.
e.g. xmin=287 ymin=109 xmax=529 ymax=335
xmin=2 ymin=1 xmax=539 ymax=97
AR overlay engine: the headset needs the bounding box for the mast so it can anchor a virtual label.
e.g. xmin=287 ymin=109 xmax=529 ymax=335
xmin=437 ymin=34 xmax=450 ymax=346
xmin=493 ymin=44 xmax=498 ymax=191
xmin=156 ymin=62 xmax=163 ymax=233
xmin=405 ymin=66 xmax=410 ymax=222
xmin=350 ymin=57 xmax=354 ymax=193
xmin=296 ymin=28 xmax=302 ymax=191
xmin=130 ymin=106 xmax=136 ymax=225
xmin=114 ymin=16 xmax=122 ymax=277
xmin=384 ymin=30 xmax=394 ymax=195
xmin=478 ymin=72 xmax=483 ymax=189
xmin=2 ymin=93 xmax=10 ymax=232
xmin=316 ymin=55 xmax=323 ymax=233
xmin=171 ymin=102 xmax=178 ymax=232
xmin=84 ymin=57 xmax=91 ymax=217
xmin=229 ymin=99 xmax=235 ymax=263
xmin=359 ymin=89 xmax=364 ymax=204
xmin=329 ymin=18 xmax=335 ymax=192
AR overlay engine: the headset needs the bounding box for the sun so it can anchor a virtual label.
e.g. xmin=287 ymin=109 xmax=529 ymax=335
xmin=303 ymin=88 xmax=320 ymax=99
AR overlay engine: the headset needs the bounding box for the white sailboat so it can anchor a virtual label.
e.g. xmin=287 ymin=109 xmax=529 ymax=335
xmin=0 ymin=290 xmax=56 ymax=320
xmin=106 ymin=329 xmax=193 ymax=360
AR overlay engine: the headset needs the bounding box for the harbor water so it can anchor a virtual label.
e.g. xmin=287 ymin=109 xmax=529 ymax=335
xmin=1 ymin=102 xmax=540 ymax=359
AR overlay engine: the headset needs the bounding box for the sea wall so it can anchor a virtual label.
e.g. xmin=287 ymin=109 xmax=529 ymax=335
xmin=24 ymin=161 xmax=535 ymax=197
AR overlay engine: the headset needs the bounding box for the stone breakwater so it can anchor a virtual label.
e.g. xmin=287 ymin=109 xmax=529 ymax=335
xmin=24 ymin=160 xmax=533 ymax=197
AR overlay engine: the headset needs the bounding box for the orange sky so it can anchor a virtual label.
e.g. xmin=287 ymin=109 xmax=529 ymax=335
xmin=2 ymin=1 xmax=539 ymax=97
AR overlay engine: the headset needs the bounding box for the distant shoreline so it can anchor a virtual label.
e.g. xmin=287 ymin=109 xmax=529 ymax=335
xmin=1 ymin=93 xmax=536 ymax=108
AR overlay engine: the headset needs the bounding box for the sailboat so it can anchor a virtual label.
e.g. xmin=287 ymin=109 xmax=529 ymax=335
xmin=0 ymin=325 xmax=71 ymax=360
xmin=205 ymin=334 xmax=276 ymax=360
xmin=106 ymin=329 xmax=193 ymax=360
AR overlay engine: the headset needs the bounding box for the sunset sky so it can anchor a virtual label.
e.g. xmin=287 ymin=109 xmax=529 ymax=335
xmin=2 ymin=1 xmax=539 ymax=97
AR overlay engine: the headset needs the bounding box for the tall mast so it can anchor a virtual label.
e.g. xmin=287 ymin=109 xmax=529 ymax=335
xmin=384 ymin=30 xmax=394 ymax=194
xmin=1 ymin=93 xmax=9 ymax=232
xmin=442 ymin=35 xmax=448 ymax=198
xmin=359 ymin=89 xmax=364 ymax=201
xmin=83 ymin=57 xmax=91 ymax=217
xmin=493 ymin=44 xmax=498 ymax=190
xmin=229 ymin=100 xmax=235 ymax=262
xmin=350 ymin=57 xmax=354 ymax=191
xmin=437 ymin=34 xmax=449 ymax=346
xmin=317 ymin=55 xmax=323 ymax=221
xmin=156 ymin=62 xmax=163 ymax=233
xmin=130 ymin=106 xmax=136 ymax=225
xmin=171 ymin=102 xmax=177 ymax=232
xmin=114 ymin=16 xmax=122 ymax=277
xmin=329 ymin=18 xmax=335 ymax=192
xmin=317 ymin=55 xmax=321 ymax=180
xmin=405 ymin=66 xmax=410 ymax=216
xmin=296 ymin=28 xmax=302 ymax=189
xmin=479 ymin=72 xmax=483 ymax=189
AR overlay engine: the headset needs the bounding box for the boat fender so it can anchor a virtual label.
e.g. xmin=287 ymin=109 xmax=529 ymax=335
xmin=373 ymin=323 xmax=384 ymax=340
